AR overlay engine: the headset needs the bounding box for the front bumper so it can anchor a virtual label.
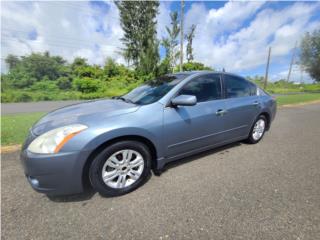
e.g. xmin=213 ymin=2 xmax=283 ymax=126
xmin=20 ymin=149 xmax=91 ymax=196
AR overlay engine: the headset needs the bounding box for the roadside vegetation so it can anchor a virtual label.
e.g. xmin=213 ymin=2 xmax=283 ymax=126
xmin=275 ymin=93 xmax=320 ymax=106
xmin=1 ymin=112 xmax=45 ymax=146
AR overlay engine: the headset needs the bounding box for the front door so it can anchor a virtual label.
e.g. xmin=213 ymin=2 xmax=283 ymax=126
xmin=163 ymin=74 xmax=227 ymax=158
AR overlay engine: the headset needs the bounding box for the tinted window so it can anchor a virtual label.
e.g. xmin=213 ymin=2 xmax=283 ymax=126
xmin=225 ymin=75 xmax=254 ymax=98
xmin=179 ymin=74 xmax=222 ymax=102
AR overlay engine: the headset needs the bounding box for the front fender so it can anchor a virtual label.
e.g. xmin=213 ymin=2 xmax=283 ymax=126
xmin=83 ymin=127 xmax=160 ymax=153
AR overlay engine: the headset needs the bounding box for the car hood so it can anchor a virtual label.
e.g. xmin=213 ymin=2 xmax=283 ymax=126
xmin=32 ymin=99 xmax=139 ymax=136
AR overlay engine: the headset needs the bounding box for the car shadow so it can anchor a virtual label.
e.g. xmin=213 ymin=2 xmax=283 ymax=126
xmin=47 ymin=187 xmax=97 ymax=203
xmin=157 ymin=141 xmax=242 ymax=175
xmin=48 ymin=141 xmax=243 ymax=202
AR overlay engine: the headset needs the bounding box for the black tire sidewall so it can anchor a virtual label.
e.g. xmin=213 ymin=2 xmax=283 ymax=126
xmin=248 ymin=115 xmax=267 ymax=144
xmin=89 ymin=141 xmax=151 ymax=197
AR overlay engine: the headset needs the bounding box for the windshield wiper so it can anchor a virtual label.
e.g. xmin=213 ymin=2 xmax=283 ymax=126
xmin=115 ymin=96 xmax=134 ymax=104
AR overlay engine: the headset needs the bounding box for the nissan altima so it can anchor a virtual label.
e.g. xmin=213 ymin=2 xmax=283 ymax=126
xmin=21 ymin=71 xmax=276 ymax=197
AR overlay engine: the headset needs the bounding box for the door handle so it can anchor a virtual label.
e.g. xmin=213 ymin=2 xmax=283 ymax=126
xmin=216 ymin=109 xmax=227 ymax=116
xmin=252 ymin=101 xmax=260 ymax=106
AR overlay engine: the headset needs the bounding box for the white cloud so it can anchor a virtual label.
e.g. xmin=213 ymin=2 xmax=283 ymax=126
xmin=1 ymin=1 xmax=124 ymax=72
xmin=1 ymin=0 xmax=319 ymax=80
xmin=185 ymin=1 xmax=320 ymax=73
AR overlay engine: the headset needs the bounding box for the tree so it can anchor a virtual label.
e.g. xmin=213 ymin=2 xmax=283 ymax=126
xmin=300 ymin=29 xmax=320 ymax=82
xmin=185 ymin=24 xmax=196 ymax=62
xmin=116 ymin=1 xmax=159 ymax=74
xmin=162 ymin=11 xmax=180 ymax=72
xmin=174 ymin=62 xmax=212 ymax=72
xmin=5 ymin=54 xmax=20 ymax=70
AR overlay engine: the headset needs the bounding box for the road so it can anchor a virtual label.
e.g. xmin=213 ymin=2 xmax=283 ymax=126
xmin=2 ymin=100 xmax=84 ymax=115
xmin=2 ymin=104 xmax=320 ymax=240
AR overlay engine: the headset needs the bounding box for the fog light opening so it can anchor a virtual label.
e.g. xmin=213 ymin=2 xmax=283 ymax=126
xmin=28 ymin=176 xmax=40 ymax=188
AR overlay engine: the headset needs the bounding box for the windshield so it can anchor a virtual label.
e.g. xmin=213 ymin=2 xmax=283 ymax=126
xmin=121 ymin=74 xmax=189 ymax=105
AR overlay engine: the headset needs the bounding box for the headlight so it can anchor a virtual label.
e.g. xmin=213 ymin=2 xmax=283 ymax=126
xmin=28 ymin=124 xmax=88 ymax=154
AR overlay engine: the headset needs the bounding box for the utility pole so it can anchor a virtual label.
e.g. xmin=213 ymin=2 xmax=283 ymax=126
xmin=264 ymin=46 xmax=271 ymax=89
xmin=300 ymin=64 xmax=304 ymax=84
xmin=180 ymin=0 xmax=184 ymax=72
xmin=287 ymin=41 xmax=297 ymax=82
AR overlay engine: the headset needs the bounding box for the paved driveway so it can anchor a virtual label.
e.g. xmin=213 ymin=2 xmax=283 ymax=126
xmin=1 ymin=104 xmax=320 ymax=240
xmin=2 ymin=100 xmax=84 ymax=115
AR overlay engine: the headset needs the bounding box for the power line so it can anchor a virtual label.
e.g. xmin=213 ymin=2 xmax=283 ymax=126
xmin=2 ymin=28 xmax=120 ymax=47
xmin=1 ymin=36 xmax=121 ymax=53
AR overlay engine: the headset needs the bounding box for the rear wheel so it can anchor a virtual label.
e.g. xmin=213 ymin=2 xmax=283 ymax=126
xmin=246 ymin=115 xmax=267 ymax=144
xmin=89 ymin=141 xmax=151 ymax=197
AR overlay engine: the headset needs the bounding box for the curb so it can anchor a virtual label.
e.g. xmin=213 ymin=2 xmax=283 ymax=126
xmin=1 ymin=145 xmax=21 ymax=154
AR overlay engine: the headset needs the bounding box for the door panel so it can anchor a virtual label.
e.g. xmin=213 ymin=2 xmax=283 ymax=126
xmin=223 ymin=96 xmax=260 ymax=139
xmin=163 ymin=99 xmax=227 ymax=158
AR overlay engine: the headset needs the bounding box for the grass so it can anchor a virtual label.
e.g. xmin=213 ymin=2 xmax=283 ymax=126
xmin=1 ymin=112 xmax=45 ymax=146
xmin=276 ymin=93 xmax=320 ymax=106
xmin=1 ymin=93 xmax=320 ymax=146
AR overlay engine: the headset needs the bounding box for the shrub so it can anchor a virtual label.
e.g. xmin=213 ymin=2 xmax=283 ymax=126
xmin=174 ymin=62 xmax=213 ymax=72
xmin=73 ymin=77 xmax=101 ymax=93
xmin=57 ymin=77 xmax=72 ymax=90
xmin=30 ymin=81 xmax=59 ymax=91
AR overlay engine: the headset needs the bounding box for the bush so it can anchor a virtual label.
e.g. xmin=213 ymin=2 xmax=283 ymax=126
xmin=57 ymin=77 xmax=72 ymax=90
xmin=1 ymin=91 xmax=33 ymax=102
xmin=73 ymin=77 xmax=101 ymax=93
xmin=30 ymin=81 xmax=59 ymax=91
xmin=175 ymin=62 xmax=213 ymax=72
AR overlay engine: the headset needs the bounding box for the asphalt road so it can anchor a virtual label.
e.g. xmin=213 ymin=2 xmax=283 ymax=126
xmin=2 ymin=104 xmax=320 ymax=240
xmin=2 ymin=100 xmax=84 ymax=115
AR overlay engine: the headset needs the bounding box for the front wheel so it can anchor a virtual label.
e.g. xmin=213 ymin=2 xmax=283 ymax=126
xmin=89 ymin=141 xmax=151 ymax=197
xmin=246 ymin=115 xmax=267 ymax=144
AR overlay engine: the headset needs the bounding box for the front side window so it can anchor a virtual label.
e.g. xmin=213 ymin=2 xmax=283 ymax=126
xmin=225 ymin=75 xmax=254 ymax=98
xmin=179 ymin=74 xmax=222 ymax=102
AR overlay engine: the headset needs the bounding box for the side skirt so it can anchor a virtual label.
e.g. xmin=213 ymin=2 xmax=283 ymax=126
xmin=155 ymin=135 xmax=248 ymax=171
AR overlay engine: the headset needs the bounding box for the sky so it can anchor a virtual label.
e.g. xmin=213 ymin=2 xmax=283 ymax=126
xmin=1 ymin=0 xmax=320 ymax=83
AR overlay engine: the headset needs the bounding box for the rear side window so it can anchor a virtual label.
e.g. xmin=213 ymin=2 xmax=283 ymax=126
xmin=179 ymin=74 xmax=222 ymax=102
xmin=224 ymin=75 xmax=255 ymax=98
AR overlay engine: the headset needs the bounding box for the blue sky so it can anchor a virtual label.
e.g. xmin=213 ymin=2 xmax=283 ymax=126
xmin=1 ymin=1 xmax=320 ymax=82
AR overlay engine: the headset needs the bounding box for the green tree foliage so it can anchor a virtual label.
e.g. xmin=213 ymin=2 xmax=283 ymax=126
xmin=5 ymin=54 xmax=20 ymax=70
xmin=162 ymin=11 xmax=180 ymax=72
xmin=186 ymin=24 xmax=196 ymax=63
xmin=73 ymin=77 xmax=101 ymax=93
xmin=116 ymin=0 xmax=159 ymax=74
xmin=56 ymin=77 xmax=72 ymax=90
xmin=175 ymin=62 xmax=213 ymax=72
xmin=300 ymin=29 xmax=320 ymax=82
xmin=4 ymin=52 xmax=69 ymax=88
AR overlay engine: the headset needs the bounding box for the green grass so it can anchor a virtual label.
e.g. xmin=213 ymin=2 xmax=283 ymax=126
xmin=276 ymin=93 xmax=320 ymax=106
xmin=1 ymin=112 xmax=45 ymax=146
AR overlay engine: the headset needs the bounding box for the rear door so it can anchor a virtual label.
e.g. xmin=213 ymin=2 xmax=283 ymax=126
xmin=222 ymin=74 xmax=260 ymax=140
xmin=163 ymin=74 xmax=227 ymax=158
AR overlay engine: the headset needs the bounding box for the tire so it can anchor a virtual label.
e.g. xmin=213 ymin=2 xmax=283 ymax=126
xmin=246 ymin=115 xmax=267 ymax=144
xmin=89 ymin=140 xmax=151 ymax=197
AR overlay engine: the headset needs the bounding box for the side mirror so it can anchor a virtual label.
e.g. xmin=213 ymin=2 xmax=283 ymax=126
xmin=171 ymin=95 xmax=197 ymax=107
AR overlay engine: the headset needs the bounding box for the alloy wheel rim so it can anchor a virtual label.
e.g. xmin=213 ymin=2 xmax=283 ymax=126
xmin=252 ymin=119 xmax=265 ymax=141
xmin=102 ymin=149 xmax=144 ymax=189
